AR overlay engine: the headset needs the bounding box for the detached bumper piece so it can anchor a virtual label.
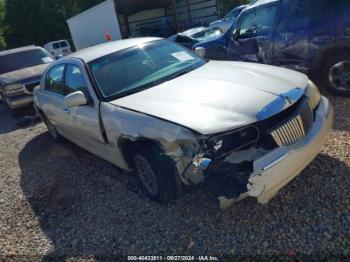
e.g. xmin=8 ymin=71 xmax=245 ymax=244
xmin=249 ymin=97 xmax=333 ymax=204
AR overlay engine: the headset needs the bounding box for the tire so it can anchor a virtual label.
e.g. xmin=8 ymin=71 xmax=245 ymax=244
xmin=321 ymin=54 xmax=350 ymax=96
xmin=133 ymin=144 xmax=182 ymax=204
xmin=42 ymin=113 xmax=64 ymax=142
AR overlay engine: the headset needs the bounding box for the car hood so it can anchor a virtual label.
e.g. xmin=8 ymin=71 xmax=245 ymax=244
xmin=195 ymin=33 xmax=224 ymax=45
xmin=110 ymin=61 xmax=309 ymax=135
xmin=0 ymin=63 xmax=49 ymax=85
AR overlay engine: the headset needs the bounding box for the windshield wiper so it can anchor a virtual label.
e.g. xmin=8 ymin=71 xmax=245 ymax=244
xmin=112 ymin=78 xmax=167 ymax=98
xmin=166 ymin=65 xmax=199 ymax=81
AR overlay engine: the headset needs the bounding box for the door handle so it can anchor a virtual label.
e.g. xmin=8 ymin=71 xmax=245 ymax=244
xmin=63 ymin=108 xmax=71 ymax=114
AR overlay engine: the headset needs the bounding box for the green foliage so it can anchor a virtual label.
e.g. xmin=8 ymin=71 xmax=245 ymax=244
xmin=218 ymin=0 xmax=251 ymax=17
xmin=0 ymin=0 xmax=6 ymax=49
xmin=3 ymin=0 xmax=104 ymax=49
xmin=1 ymin=0 xmax=246 ymax=49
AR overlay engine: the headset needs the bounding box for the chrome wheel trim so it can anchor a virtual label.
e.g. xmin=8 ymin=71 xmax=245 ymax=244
xmin=46 ymin=117 xmax=58 ymax=139
xmin=135 ymin=155 xmax=159 ymax=197
xmin=329 ymin=61 xmax=350 ymax=91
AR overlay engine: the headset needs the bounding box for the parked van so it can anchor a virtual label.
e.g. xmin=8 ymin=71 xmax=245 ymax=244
xmin=195 ymin=0 xmax=350 ymax=96
xmin=44 ymin=40 xmax=72 ymax=59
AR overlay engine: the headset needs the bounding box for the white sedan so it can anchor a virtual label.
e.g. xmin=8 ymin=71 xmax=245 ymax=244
xmin=34 ymin=38 xmax=333 ymax=206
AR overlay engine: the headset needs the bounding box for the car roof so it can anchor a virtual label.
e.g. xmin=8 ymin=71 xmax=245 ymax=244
xmin=0 ymin=46 xmax=43 ymax=57
xmin=245 ymin=0 xmax=280 ymax=11
xmin=68 ymin=37 xmax=161 ymax=63
xmin=45 ymin=40 xmax=68 ymax=45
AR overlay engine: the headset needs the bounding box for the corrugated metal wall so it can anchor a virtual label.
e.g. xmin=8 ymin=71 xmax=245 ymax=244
xmin=117 ymin=0 xmax=219 ymax=37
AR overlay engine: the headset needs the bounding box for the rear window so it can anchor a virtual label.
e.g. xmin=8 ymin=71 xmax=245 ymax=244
xmin=52 ymin=43 xmax=60 ymax=49
xmin=60 ymin=41 xmax=68 ymax=48
xmin=0 ymin=49 xmax=53 ymax=75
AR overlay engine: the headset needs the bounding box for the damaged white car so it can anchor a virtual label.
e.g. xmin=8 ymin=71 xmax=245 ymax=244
xmin=33 ymin=38 xmax=333 ymax=206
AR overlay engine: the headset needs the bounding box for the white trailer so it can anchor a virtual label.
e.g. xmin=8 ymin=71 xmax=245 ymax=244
xmin=67 ymin=0 xmax=122 ymax=50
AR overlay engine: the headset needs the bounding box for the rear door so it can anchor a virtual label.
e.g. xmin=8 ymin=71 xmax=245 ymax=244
xmin=273 ymin=0 xmax=335 ymax=73
xmin=40 ymin=64 xmax=70 ymax=136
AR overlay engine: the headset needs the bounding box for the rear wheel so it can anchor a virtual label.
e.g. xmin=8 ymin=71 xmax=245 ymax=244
xmin=322 ymin=54 xmax=350 ymax=96
xmin=133 ymin=145 xmax=182 ymax=204
xmin=43 ymin=114 xmax=64 ymax=142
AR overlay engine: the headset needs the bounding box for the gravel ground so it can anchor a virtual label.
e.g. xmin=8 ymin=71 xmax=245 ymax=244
xmin=0 ymin=91 xmax=349 ymax=260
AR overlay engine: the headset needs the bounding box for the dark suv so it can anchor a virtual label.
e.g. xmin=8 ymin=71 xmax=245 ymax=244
xmin=0 ymin=46 xmax=53 ymax=113
xmin=197 ymin=0 xmax=350 ymax=96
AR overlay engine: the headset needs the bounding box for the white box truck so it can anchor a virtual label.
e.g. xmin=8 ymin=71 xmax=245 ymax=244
xmin=67 ymin=0 xmax=122 ymax=50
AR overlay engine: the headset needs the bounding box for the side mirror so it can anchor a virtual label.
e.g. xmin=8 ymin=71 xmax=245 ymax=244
xmin=195 ymin=47 xmax=206 ymax=58
xmin=64 ymin=91 xmax=88 ymax=108
xmin=231 ymin=28 xmax=239 ymax=41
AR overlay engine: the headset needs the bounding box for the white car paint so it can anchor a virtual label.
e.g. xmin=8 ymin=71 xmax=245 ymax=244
xmin=112 ymin=60 xmax=309 ymax=134
xmin=33 ymin=38 xmax=333 ymax=205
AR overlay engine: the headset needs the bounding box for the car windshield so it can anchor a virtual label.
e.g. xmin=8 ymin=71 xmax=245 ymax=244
xmin=0 ymin=49 xmax=53 ymax=75
xmin=89 ymin=40 xmax=205 ymax=99
xmin=224 ymin=6 xmax=243 ymax=19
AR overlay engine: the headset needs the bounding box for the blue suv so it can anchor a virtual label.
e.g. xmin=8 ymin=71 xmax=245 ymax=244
xmin=195 ymin=0 xmax=350 ymax=96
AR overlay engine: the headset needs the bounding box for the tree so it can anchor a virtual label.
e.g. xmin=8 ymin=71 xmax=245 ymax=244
xmin=3 ymin=0 xmax=104 ymax=49
xmin=4 ymin=0 xmax=68 ymax=47
xmin=0 ymin=0 xmax=6 ymax=49
xmin=218 ymin=0 xmax=251 ymax=17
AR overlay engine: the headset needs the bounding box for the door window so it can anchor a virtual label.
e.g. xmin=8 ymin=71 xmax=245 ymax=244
xmin=64 ymin=65 xmax=89 ymax=96
xmin=282 ymin=0 xmax=329 ymax=31
xmin=60 ymin=41 xmax=68 ymax=48
xmin=238 ymin=5 xmax=278 ymax=39
xmin=45 ymin=65 xmax=65 ymax=95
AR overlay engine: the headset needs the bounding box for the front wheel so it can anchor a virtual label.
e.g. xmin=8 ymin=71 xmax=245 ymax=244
xmin=133 ymin=145 xmax=182 ymax=204
xmin=322 ymin=54 xmax=350 ymax=96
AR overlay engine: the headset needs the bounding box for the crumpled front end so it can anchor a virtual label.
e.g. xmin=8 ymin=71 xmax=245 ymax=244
xmin=176 ymin=92 xmax=332 ymax=208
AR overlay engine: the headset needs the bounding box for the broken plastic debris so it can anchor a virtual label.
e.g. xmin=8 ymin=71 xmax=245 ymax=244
xmin=247 ymin=182 xmax=265 ymax=197
xmin=218 ymin=193 xmax=249 ymax=210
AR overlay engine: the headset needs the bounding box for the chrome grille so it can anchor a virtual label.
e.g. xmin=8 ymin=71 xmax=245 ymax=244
xmin=24 ymin=82 xmax=40 ymax=94
xmin=270 ymin=98 xmax=314 ymax=147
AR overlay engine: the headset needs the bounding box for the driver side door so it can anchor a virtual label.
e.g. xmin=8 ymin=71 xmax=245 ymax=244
xmin=227 ymin=3 xmax=279 ymax=64
xmin=62 ymin=63 xmax=106 ymax=147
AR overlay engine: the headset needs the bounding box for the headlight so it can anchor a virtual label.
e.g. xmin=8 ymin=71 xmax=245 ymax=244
xmin=305 ymin=80 xmax=321 ymax=109
xmin=4 ymin=83 xmax=25 ymax=96
xmin=209 ymin=126 xmax=260 ymax=155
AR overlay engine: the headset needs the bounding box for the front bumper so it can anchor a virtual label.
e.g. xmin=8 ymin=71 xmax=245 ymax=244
xmin=248 ymin=96 xmax=333 ymax=204
xmin=5 ymin=94 xmax=33 ymax=109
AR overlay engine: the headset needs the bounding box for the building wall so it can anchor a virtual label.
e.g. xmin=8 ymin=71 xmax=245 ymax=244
xmin=118 ymin=0 xmax=219 ymax=37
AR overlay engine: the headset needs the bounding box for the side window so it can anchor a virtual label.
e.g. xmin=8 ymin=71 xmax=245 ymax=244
xmin=282 ymin=0 xmax=328 ymax=31
xmin=52 ymin=43 xmax=60 ymax=49
xmin=336 ymin=0 xmax=350 ymax=24
xmin=60 ymin=41 xmax=68 ymax=48
xmin=238 ymin=5 xmax=278 ymax=38
xmin=64 ymin=65 xmax=89 ymax=95
xmin=238 ymin=11 xmax=257 ymax=38
xmin=45 ymin=65 xmax=65 ymax=95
